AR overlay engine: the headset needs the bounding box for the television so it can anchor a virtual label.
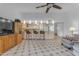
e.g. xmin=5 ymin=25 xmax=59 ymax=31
xmin=0 ymin=20 xmax=14 ymax=34
xmin=2 ymin=21 xmax=13 ymax=33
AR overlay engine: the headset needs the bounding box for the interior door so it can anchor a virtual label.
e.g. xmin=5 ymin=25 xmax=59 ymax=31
xmin=54 ymin=22 xmax=64 ymax=37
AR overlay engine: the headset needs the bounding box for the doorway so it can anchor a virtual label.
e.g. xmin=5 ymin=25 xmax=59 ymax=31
xmin=54 ymin=22 xmax=64 ymax=37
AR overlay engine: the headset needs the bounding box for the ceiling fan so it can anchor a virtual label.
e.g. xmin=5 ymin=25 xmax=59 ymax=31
xmin=36 ymin=3 xmax=62 ymax=13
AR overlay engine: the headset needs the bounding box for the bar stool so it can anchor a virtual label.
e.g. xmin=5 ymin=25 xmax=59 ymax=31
xmin=40 ymin=31 xmax=45 ymax=40
xmin=33 ymin=30 xmax=39 ymax=40
xmin=26 ymin=30 xmax=31 ymax=40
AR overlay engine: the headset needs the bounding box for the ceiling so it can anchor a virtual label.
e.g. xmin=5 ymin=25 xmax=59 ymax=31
xmin=0 ymin=3 xmax=79 ymax=21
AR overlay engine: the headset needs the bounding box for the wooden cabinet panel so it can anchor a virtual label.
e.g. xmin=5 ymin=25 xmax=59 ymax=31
xmin=0 ymin=34 xmax=22 ymax=55
xmin=14 ymin=22 xmax=22 ymax=34
xmin=4 ymin=36 xmax=9 ymax=51
xmin=16 ymin=34 xmax=22 ymax=44
xmin=0 ymin=37 xmax=4 ymax=54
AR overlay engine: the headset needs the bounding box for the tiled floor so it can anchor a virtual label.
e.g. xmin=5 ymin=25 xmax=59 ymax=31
xmin=2 ymin=39 xmax=74 ymax=56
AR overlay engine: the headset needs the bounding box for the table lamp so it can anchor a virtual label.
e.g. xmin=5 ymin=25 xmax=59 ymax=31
xmin=69 ymin=27 xmax=76 ymax=35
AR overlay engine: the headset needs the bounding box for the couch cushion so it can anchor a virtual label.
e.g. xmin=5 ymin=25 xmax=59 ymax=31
xmin=73 ymin=43 xmax=79 ymax=52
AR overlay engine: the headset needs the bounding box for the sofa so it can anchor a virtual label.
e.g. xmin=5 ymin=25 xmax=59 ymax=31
xmin=62 ymin=34 xmax=79 ymax=49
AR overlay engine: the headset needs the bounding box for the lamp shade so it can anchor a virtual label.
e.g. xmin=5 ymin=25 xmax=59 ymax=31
xmin=69 ymin=27 xmax=76 ymax=31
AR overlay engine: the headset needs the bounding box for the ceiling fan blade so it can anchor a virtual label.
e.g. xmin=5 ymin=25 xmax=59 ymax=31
xmin=53 ymin=5 xmax=62 ymax=9
xmin=46 ymin=7 xmax=51 ymax=13
xmin=36 ymin=4 xmax=47 ymax=8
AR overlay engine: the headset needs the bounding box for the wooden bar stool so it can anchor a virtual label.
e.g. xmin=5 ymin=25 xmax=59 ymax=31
xmin=40 ymin=31 xmax=45 ymax=40
xmin=33 ymin=30 xmax=39 ymax=40
xmin=26 ymin=30 xmax=31 ymax=40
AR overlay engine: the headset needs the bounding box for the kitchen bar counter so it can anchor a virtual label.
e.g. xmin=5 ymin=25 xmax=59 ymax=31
xmin=0 ymin=34 xmax=22 ymax=55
